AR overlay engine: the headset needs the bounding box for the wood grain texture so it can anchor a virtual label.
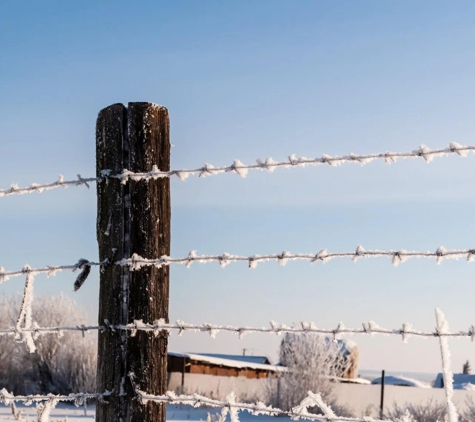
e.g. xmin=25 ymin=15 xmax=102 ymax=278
xmin=127 ymin=103 xmax=170 ymax=422
xmin=96 ymin=102 xmax=170 ymax=422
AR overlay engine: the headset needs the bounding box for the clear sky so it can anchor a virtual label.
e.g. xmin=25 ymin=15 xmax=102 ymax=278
xmin=2 ymin=1 xmax=475 ymax=375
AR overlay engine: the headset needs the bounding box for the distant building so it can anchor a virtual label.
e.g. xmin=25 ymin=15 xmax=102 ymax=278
xmin=194 ymin=353 xmax=272 ymax=365
xmin=434 ymin=373 xmax=475 ymax=390
xmin=371 ymin=375 xmax=430 ymax=388
xmin=168 ymin=352 xmax=283 ymax=380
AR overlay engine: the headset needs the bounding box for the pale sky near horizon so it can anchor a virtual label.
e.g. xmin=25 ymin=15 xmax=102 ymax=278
xmin=2 ymin=1 xmax=475 ymax=375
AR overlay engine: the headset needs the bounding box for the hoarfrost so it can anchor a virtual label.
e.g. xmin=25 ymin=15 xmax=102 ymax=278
xmin=435 ymin=307 xmax=458 ymax=422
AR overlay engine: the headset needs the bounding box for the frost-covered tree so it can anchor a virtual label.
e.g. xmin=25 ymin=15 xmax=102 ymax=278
xmin=0 ymin=297 xmax=25 ymax=393
xmin=267 ymin=333 xmax=354 ymax=416
xmin=0 ymin=294 xmax=97 ymax=395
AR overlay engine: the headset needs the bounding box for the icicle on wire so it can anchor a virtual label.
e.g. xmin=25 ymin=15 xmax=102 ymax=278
xmin=1 ymin=142 xmax=474 ymax=197
xmin=14 ymin=267 xmax=37 ymax=353
xmin=435 ymin=308 xmax=458 ymax=422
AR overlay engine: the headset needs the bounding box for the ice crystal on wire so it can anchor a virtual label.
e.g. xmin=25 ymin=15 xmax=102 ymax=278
xmin=321 ymin=154 xmax=334 ymax=165
xmin=278 ymin=251 xmax=290 ymax=267
xmin=200 ymin=163 xmax=217 ymax=177
xmin=435 ymin=307 xmax=458 ymax=422
xmin=231 ymin=159 xmax=248 ymax=178
xmin=248 ymin=256 xmax=258 ymax=269
xmin=15 ymin=267 xmax=36 ymax=353
xmin=417 ymin=145 xmax=433 ymax=162
xmin=436 ymin=246 xmax=447 ymax=265
xmin=312 ymin=249 xmax=329 ymax=264
xmin=450 ymin=142 xmax=468 ymax=157
xmin=186 ymin=250 xmax=197 ymax=268
xmin=392 ymin=250 xmax=409 ymax=266
xmin=256 ymin=157 xmax=277 ymax=172
xmin=352 ymin=245 xmax=365 ymax=262
xmin=219 ymin=253 xmax=231 ymax=268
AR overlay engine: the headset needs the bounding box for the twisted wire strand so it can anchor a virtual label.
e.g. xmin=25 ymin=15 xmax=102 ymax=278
xmin=2 ymin=246 xmax=474 ymax=285
xmin=1 ymin=142 xmax=472 ymax=197
xmin=1 ymin=318 xmax=474 ymax=343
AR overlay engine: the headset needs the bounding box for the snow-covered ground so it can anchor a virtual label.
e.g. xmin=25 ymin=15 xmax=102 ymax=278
xmin=0 ymin=404 xmax=289 ymax=422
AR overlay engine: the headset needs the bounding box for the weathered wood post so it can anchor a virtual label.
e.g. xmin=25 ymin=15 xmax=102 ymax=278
xmin=96 ymin=102 xmax=171 ymax=422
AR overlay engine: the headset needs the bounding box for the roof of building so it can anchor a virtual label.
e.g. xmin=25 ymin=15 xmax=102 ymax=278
xmin=371 ymin=375 xmax=430 ymax=388
xmin=193 ymin=353 xmax=272 ymax=365
xmin=168 ymin=352 xmax=285 ymax=372
xmin=435 ymin=373 xmax=475 ymax=388
xmin=329 ymin=376 xmax=371 ymax=385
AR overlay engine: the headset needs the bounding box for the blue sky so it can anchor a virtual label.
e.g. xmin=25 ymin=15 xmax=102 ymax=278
xmin=2 ymin=1 xmax=475 ymax=374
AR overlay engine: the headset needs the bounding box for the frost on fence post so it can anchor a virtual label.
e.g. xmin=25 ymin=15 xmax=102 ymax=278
xmin=435 ymin=307 xmax=458 ymax=422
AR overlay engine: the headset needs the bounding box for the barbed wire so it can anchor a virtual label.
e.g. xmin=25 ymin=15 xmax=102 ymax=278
xmin=2 ymin=317 xmax=475 ymax=344
xmin=0 ymin=259 xmax=103 ymax=284
xmin=0 ymin=174 xmax=96 ymax=197
xmin=1 ymin=142 xmax=473 ymax=197
xmin=2 ymin=245 xmax=474 ymax=285
xmin=0 ymin=388 xmax=387 ymax=422
xmin=0 ymin=388 xmax=105 ymax=406
xmin=132 ymin=388 xmax=387 ymax=422
xmin=121 ymin=246 xmax=475 ymax=270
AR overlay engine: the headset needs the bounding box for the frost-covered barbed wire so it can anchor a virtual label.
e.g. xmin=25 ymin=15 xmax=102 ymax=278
xmin=1 ymin=388 xmax=386 ymax=422
xmin=1 ymin=388 xmax=107 ymax=422
xmin=0 ymin=388 xmax=105 ymax=406
xmin=2 ymin=245 xmax=474 ymax=285
xmin=0 ymin=259 xmax=102 ymax=285
xmin=435 ymin=308 xmax=458 ymax=422
xmin=133 ymin=389 xmax=388 ymax=422
xmin=121 ymin=246 xmax=475 ymax=270
xmin=0 ymin=174 xmax=96 ymax=197
xmin=1 ymin=142 xmax=473 ymax=197
xmin=2 ymin=318 xmax=475 ymax=343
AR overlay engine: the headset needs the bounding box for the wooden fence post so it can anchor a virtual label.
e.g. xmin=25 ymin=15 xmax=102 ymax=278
xmin=96 ymin=102 xmax=171 ymax=422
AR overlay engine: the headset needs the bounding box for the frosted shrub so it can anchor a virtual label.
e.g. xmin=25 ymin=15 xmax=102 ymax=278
xmin=266 ymin=333 xmax=354 ymax=416
xmin=0 ymin=294 xmax=97 ymax=395
xmin=387 ymin=400 xmax=447 ymax=422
